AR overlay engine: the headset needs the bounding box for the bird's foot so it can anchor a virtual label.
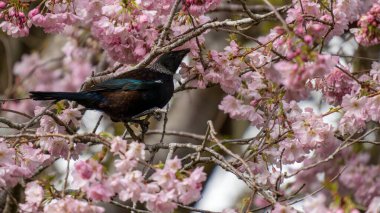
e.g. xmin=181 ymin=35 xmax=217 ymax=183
xmin=124 ymin=119 xmax=150 ymax=141
xmin=152 ymin=109 xmax=167 ymax=121
xmin=139 ymin=119 xmax=150 ymax=135
xmin=123 ymin=122 xmax=140 ymax=141
xmin=131 ymin=107 xmax=167 ymax=121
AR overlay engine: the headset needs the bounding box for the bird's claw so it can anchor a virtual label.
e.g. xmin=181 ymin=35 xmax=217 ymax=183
xmin=153 ymin=109 xmax=167 ymax=121
xmin=153 ymin=113 xmax=162 ymax=121
xmin=140 ymin=120 xmax=150 ymax=134
xmin=131 ymin=108 xmax=167 ymax=120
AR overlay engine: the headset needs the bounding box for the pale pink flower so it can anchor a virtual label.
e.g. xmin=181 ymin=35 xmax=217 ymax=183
xmin=303 ymin=194 xmax=330 ymax=213
xmin=183 ymin=0 xmax=222 ymax=15
xmin=72 ymin=159 xmax=103 ymax=186
xmin=84 ymin=182 xmax=114 ymax=202
xmin=43 ymin=196 xmax=104 ymax=213
xmin=26 ymin=181 xmax=44 ymax=204
xmin=110 ymin=136 xmax=127 ymax=154
xmin=126 ymin=142 xmax=145 ymax=160
xmin=219 ymin=95 xmax=243 ymax=118
xmin=0 ymin=140 xmax=15 ymax=165
xmin=31 ymin=12 xmax=79 ymax=33
xmin=58 ymin=107 xmax=82 ymax=127
xmin=0 ymin=21 xmax=29 ymax=37
xmin=114 ymin=158 xmax=138 ymax=172
xmin=164 ymin=157 xmax=182 ymax=172
xmin=316 ymin=67 xmax=357 ymax=105
xmin=114 ymin=171 xmax=144 ymax=203
xmin=19 ymin=181 xmax=44 ymax=212
xmin=272 ymin=203 xmax=297 ymax=213
xmin=39 ymin=138 xmax=69 ymax=158
xmin=141 ymin=187 xmax=178 ymax=213
xmin=177 ymin=167 xmax=206 ymax=204
xmin=151 ymin=166 xmax=178 ymax=190
xmin=367 ymin=197 xmax=380 ymax=213
xmin=354 ymin=4 xmax=380 ymax=46
xmin=366 ymin=95 xmax=380 ymax=122
xmin=340 ymin=95 xmax=369 ymax=134
xmin=279 ymin=139 xmax=306 ymax=164
xmin=19 ymin=144 xmax=51 ymax=174
xmin=370 ymin=61 xmax=380 ymax=83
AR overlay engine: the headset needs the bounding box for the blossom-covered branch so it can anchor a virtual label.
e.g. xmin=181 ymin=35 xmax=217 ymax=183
xmin=2 ymin=0 xmax=380 ymax=212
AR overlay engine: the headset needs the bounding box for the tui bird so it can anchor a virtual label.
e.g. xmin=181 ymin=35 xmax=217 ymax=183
xmin=30 ymin=49 xmax=190 ymax=123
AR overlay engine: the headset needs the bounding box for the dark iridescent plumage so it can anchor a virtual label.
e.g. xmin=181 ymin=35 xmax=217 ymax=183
xmin=30 ymin=49 xmax=190 ymax=122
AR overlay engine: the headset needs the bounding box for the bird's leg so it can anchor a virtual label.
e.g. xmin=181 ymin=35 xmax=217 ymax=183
xmin=136 ymin=117 xmax=150 ymax=136
xmin=125 ymin=117 xmax=151 ymax=141
xmin=123 ymin=122 xmax=140 ymax=141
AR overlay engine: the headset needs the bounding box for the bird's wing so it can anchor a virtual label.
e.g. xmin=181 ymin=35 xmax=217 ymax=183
xmin=88 ymin=78 xmax=163 ymax=92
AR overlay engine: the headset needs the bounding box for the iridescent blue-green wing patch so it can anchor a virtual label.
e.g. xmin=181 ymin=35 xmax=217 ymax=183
xmin=89 ymin=78 xmax=163 ymax=91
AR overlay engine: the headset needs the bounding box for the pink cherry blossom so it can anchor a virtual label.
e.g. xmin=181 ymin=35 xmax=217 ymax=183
xmin=72 ymin=159 xmax=103 ymax=186
xmin=316 ymin=67 xmax=358 ymax=105
xmin=353 ymin=4 xmax=380 ymax=46
xmin=183 ymin=0 xmax=222 ymax=15
xmin=368 ymin=197 xmax=380 ymax=213
xmin=126 ymin=142 xmax=146 ymax=160
xmin=272 ymin=203 xmax=297 ymax=213
xmin=84 ymin=182 xmax=114 ymax=202
xmin=303 ymin=194 xmax=330 ymax=213
xmin=0 ymin=140 xmax=15 ymax=165
xmin=43 ymin=196 xmax=105 ymax=213
xmin=339 ymin=95 xmax=369 ymax=134
xmin=110 ymin=136 xmax=127 ymax=154
xmin=19 ymin=181 xmax=44 ymax=212
xmin=112 ymin=171 xmax=144 ymax=203
xmin=58 ymin=107 xmax=82 ymax=128
xmin=141 ymin=187 xmax=178 ymax=213
xmin=177 ymin=167 xmax=206 ymax=204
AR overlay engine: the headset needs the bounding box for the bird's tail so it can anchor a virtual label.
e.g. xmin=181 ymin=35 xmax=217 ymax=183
xmin=30 ymin=91 xmax=86 ymax=101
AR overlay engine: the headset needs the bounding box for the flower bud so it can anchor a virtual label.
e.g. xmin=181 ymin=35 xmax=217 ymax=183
xmin=0 ymin=1 xmax=6 ymax=9
xmin=28 ymin=8 xmax=39 ymax=19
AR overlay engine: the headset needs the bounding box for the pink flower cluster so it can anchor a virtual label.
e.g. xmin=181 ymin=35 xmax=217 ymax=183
xmin=264 ymin=105 xmax=339 ymax=165
xmin=182 ymin=41 xmax=273 ymax=127
xmin=219 ymin=95 xmax=264 ymax=127
xmin=0 ymin=3 xmax=30 ymax=37
xmin=0 ymin=139 xmax=50 ymax=189
xmin=370 ymin=61 xmax=380 ymax=84
xmin=2 ymin=40 xmax=93 ymax=116
xmin=302 ymin=193 xmax=360 ymax=213
xmin=315 ymin=67 xmax=358 ymax=105
xmin=19 ymin=181 xmax=45 ymax=213
xmin=287 ymin=0 xmax=374 ymax=41
xmin=36 ymin=105 xmax=85 ymax=158
xmin=90 ymin=1 xmax=160 ymax=63
xmin=71 ymin=137 xmax=207 ymax=213
xmin=287 ymin=107 xmax=338 ymax=159
xmin=181 ymin=40 xmax=244 ymax=93
xmin=354 ymin=3 xmax=380 ymax=46
xmin=0 ymin=0 xmax=80 ymax=36
xmin=44 ymin=196 xmax=105 ymax=213
xmin=339 ymin=154 xmax=380 ymax=206
xmin=246 ymin=158 xmax=281 ymax=187
xmin=183 ymin=0 xmax=222 ymax=15
xmin=339 ymin=93 xmax=380 ymax=134
xmin=270 ymin=33 xmax=338 ymax=99
xmin=30 ymin=1 xmax=80 ymax=33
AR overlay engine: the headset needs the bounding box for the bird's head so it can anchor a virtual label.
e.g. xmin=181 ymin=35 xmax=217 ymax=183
xmin=156 ymin=49 xmax=190 ymax=73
